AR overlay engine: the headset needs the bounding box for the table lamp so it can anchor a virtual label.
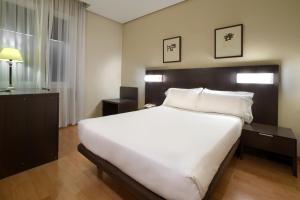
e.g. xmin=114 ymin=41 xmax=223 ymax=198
xmin=0 ymin=48 xmax=23 ymax=91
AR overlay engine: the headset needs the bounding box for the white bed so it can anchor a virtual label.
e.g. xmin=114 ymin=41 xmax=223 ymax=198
xmin=78 ymin=106 xmax=243 ymax=200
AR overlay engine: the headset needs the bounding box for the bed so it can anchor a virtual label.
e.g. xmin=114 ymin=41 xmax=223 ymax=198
xmin=79 ymin=106 xmax=243 ymax=200
xmin=78 ymin=65 xmax=279 ymax=200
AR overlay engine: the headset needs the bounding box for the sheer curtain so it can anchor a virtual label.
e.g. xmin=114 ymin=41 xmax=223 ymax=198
xmin=0 ymin=0 xmax=41 ymax=88
xmin=0 ymin=0 xmax=86 ymax=127
xmin=46 ymin=0 xmax=86 ymax=127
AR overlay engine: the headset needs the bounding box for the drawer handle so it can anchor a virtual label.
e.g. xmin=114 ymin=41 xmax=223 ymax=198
xmin=258 ymin=132 xmax=274 ymax=138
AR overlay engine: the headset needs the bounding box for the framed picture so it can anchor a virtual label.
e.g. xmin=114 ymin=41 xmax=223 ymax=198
xmin=215 ymin=24 xmax=243 ymax=59
xmin=163 ymin=36 xmax=181 ymax=63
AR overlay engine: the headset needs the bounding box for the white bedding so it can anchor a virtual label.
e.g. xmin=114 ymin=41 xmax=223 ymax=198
xmin=78 ymin=106 xmax=243 ymax=200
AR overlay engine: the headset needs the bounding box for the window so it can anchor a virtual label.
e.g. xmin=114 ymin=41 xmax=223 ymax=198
xmin=0 ymin=2 xmax=35 ymax=35
xmin=0 ymin=1 xmax=66 ymax=84
xmin=0 ymin=1 xmax=35 ymax=83
xmin=49 ymin=17 xmax=66 ymax=82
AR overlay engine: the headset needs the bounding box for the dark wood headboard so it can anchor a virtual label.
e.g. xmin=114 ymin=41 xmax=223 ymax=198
xmin=145 ymin=65 xmax=279 ymax=125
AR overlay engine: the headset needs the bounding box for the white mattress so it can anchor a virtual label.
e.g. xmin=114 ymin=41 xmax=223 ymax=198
xmin=78 ymin=106 xmax=243 ymax=200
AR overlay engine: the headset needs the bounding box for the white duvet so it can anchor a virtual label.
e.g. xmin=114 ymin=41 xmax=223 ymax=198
xmin=78 ymin=106 xmax=243 ymax=200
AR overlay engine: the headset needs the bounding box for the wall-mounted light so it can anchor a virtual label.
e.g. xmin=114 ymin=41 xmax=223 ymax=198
xmin=236 ymin=73 xmax=274 ymax=84
xmin=144 ymin=74 xmax=163 ymax=82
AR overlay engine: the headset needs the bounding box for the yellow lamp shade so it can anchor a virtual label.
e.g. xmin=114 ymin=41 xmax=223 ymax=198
xmin=0 ymin=48 xmax=23 ymax=62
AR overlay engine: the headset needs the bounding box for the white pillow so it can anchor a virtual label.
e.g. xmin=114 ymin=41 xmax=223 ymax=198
xmin=165 ymin=87 xmax=203 ymax=96
xmin=163 ymin=88 xmax=202 ymax=111
xmin=196 ymin=93 xmax=254 ymax=123
xmin=203 ymin=88 xmax=254 ymax=98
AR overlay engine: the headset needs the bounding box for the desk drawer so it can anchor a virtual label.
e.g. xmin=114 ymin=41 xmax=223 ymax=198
xmin=242 ymin=130 xmax=295 ymax=156
xmin=118 ymin=101 xmax=137 ymax=113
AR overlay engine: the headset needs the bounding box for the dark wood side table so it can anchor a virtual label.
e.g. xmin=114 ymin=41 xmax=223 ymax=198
xmin=102 ymin=99 xmax=137 ymax=116
xmin=0 ymin=90 xmax=59 ymax=179
xmin=241 ymin=123 xmax=297 ymax=177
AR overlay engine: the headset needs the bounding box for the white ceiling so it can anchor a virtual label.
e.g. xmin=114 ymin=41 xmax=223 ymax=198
xmin=82 ymin=0 xmax=185 ymax=23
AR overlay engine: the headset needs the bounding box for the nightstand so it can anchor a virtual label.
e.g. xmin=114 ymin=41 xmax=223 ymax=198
xmin=241 ymin=123 xmax=297 ymax=177
xmin=102 ymin=99 xmax=137 ymax=116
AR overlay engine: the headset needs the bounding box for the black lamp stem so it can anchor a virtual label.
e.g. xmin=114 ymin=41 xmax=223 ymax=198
xmin=9 ymin=61 xmax=13 ymax=88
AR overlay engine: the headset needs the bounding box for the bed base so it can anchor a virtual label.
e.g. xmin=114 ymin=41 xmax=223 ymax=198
xmin=78 ymin=138 xmax=240 ymax=200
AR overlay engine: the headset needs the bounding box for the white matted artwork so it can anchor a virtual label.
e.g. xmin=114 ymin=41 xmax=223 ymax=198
xmin=163 ymin=36 xmax=181 ymax=63
xmin=215 ymin=24 xmax=243 ymax=59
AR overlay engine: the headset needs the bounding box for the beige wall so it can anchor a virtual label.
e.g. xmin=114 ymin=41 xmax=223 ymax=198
xmin=122 ymin=0 xmax=300 ymax=155
xmin=85 ymin=12 xmax=122 ymax=118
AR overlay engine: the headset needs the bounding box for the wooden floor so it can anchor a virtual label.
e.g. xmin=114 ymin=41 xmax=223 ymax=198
xmin=0 ymin=126 xmax=299 ymax=200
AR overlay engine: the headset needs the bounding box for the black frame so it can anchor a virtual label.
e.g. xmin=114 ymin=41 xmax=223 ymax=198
xmin=163 ymin=36 xmax=182 ymax=63
xmin=214 ymin=24 xmax=243 ymax=59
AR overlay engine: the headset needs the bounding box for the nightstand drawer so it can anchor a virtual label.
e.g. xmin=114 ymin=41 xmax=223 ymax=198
xmin=118 ymin=101 xmax=137 ymax=113
xmin=102 ymin=99 xmax=137 ymax=116
xmin=242 ymin=130 xmax=295 ymax=156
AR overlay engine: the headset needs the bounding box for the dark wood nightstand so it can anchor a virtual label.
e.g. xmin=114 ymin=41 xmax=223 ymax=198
xmin=102 ymin=86 xmax=138 ymax=116
xmin=102 ymin=99 xmax=137 ymax=116
xmin=241 ymin=123 xmax=297 ymax=177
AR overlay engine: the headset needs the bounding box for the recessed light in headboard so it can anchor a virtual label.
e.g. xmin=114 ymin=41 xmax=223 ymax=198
xmin=236 ymin=73 xmax=274 ymax=84
xmin=144 ymin=74 xmax=163 ymax=82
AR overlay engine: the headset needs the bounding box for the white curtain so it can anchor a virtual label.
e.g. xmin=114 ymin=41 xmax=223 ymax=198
xmin=0 ymin=0 xmax=41 ymax=88
xmin=0 ymin=0 xmax=86 ymax=127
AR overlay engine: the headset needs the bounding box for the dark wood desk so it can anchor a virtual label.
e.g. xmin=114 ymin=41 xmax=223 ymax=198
xmin=102 ymin=86 xmax=138 ymax=116
xmin=0 ymin=90 xmax=59 ymax=179
xmin=102 ymin=99 xmax=137 ymax=116
xmin=241 ymin=123 xmax=297 ymax=177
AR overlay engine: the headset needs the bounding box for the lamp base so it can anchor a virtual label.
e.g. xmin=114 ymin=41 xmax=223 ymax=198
xmin=7 ymin=86 xmax=15 ymax=90
xmin=0 ymin=86 xmax=14 ymax=93
xmin=0 ymin=89 xmax=11 ymax=92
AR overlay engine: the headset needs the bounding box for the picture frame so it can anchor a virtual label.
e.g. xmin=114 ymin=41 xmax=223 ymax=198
xmin=163 ymin=36 xmax=181 ymax=63
xmin=214 ymin=24 xmax=243 ymax=59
